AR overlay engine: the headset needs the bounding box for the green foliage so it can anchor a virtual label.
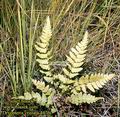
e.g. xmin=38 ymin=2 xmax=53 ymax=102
xmin=14 ymin=16 xmax=115 ymax=113
xmin=35 ymin=16 xmax=53 ymax=76
xmin=67 ymin=92 xmax=104 ymax=105
xmin=62 ymin=31 xmax=88 ymax=78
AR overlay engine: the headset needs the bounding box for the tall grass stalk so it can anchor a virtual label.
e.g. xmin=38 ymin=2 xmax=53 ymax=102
xmin=17 ymin=0 xmax=40 ymax=92
xmin=0 ymin=45 xmax=16 ymax=96
xmin=17 ymin=1 xmax=26 ymax=91
xmin=27 ymin=0 xmax=40 ymax=90
xmin=1 ymin=0 xmax=40 ymax=95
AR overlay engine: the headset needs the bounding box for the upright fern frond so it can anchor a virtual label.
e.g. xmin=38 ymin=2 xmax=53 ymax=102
xmin=73 ymin=73 xmax=115 ymax=93
xmin=67 ymin=92 xmax=103 ymax=105
xmin=63 ymin=31 xmax=88 ymax=78
xmin=35 ymin=16 xmax=52 ymax=76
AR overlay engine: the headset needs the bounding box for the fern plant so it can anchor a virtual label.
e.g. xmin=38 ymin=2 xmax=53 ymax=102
xmin=14 ymin=16 xmax=115 ymax=113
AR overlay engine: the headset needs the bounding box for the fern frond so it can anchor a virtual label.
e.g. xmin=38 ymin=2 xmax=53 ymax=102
xmin=54 ymin=74 xmax=75 ymax=84
xmin=32 ymin=79 xmax=55 ymax=95
xmin=32 ymin=91 xmax=54 ymax=106
xmin=63 ymin=31 xmax=88 ymax=78
xmin=14 ymin=91 xmax=53 ymax=107
xmin=13 ymin=92 xmax=33 ymax=100
xmin=35 ymin=16 xmax=52 ymax=76
xmin=74 ymin=73 xmax=115 ymax=93
xmin=67 ymin=92 xmax=103 ymax=105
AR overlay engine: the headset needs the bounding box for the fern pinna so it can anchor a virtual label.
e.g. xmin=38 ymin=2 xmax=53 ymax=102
xmin=14 ymin=16 xmax=115 ymax=113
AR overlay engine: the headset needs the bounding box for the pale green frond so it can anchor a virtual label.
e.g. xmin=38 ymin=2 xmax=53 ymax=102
xmin=54 ymin=74 xmax=75 ymax=84
xmin=32 ymin=79 xmax=45 ymax=90
xmin=14 ymin=92 xmax=33 ymax=100
xmin=75 ymin=73 xmax=115 ymax=93
xmin=63 ymin=31 xmax=88 ymax=78
xmin=31 ymin=92 xmax=46 ymax=105
xmin=35 ymin=16 xmax=52 ymax=76
xmin=32 ymin=79 xmax=55 ymax=95
xmin=13 ymin=91 xmax=52 ymax=106
xmin=40 ymin=16 xmax=52 ymax=43
xmin=67 ymin=92 xmax=103 ymax=105
xmin=32 ymin=91 xmax=53 ymax=107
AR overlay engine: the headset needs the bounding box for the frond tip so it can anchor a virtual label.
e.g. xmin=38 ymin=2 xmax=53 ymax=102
xmin=63 ymin=31 xmax=88 ymax=78
xmin=35 ymin=16 xmax=52 ymax=76
xmin=74 ymin=73 xmax=115 ymax=93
